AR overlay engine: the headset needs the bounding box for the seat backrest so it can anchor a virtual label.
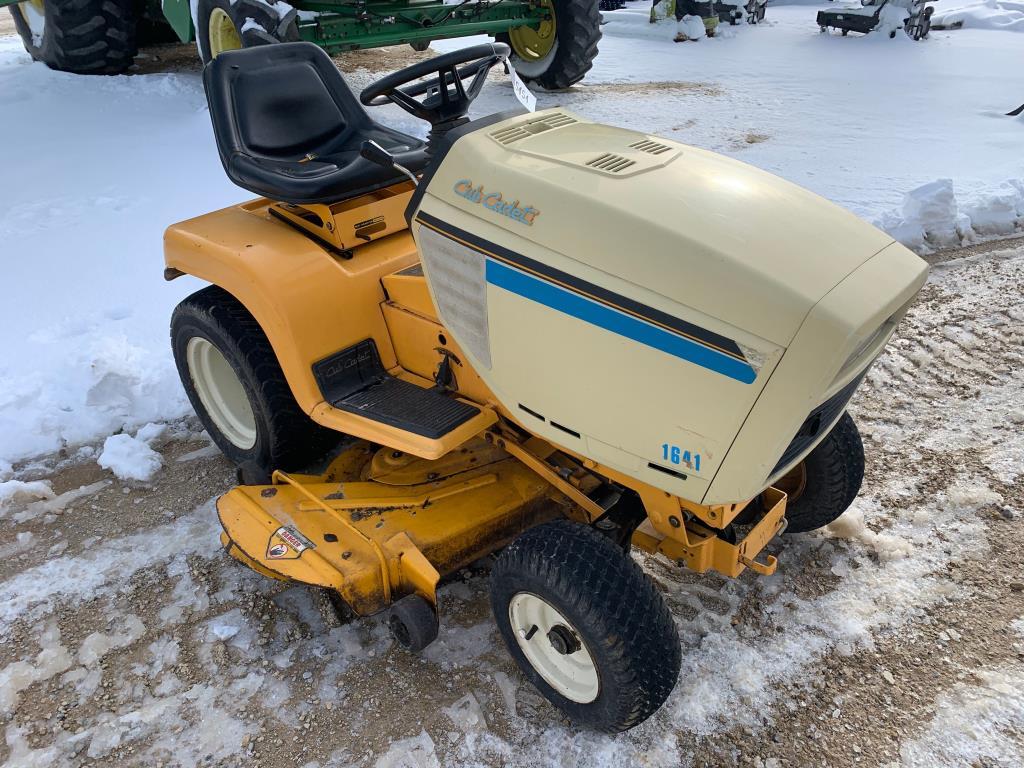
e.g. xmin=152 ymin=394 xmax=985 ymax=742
xmin=204 ymin=43 xmax=373 ymax=161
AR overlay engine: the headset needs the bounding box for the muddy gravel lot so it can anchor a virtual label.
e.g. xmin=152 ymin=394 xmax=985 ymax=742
xmin=2 ymin=222 xmax=1023 ymax=768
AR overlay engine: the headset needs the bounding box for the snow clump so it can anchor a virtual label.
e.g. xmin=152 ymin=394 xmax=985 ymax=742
xmin=97 ymin=423 xmax=167 ymax=482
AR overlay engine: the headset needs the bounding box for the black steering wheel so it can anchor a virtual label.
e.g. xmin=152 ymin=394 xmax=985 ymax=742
xmin=360 ymin=42 xmax=510 ymax=127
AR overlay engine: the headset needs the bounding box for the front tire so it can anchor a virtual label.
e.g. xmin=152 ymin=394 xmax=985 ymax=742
xmin=491 ymin=520 xmax=681 ymax=732
xmin=170 ymin=285 xmax=339 ymax=473
xmin=10 ymin=0 xmax=137 ymax=74
xmin=496 ymin=0 xmax=601 ymax=90
xmin=782 ymin=411 xmax=864 ymax=533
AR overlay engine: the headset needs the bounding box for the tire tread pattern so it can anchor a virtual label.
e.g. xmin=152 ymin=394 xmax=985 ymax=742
xmin=12 ymin=0 xmax=137 ymax=74
xmin=171 ymin=285 xmax=338 ymax=472
xmin=499 ymin=0 xmax=601 ymax=90
xmin=785 ymin=411 xmax=865 ymax=533
xmin=491 ymin=520 xmax=680 ymax=732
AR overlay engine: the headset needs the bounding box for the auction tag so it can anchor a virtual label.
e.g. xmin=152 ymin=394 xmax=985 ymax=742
xmin=506 ymin=62 xmax=537 ymax=113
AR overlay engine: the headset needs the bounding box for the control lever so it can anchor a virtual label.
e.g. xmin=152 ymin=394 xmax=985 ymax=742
xmin=360 ymin=140 xmax=419 ymax=186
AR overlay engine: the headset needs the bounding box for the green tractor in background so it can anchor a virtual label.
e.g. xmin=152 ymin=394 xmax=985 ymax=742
xmin=3 ymin=0 xmax=600 ymax=89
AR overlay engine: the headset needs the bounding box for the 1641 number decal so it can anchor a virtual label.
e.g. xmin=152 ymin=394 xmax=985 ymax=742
xmin=661 ymin=443 xmax=701 ymax=472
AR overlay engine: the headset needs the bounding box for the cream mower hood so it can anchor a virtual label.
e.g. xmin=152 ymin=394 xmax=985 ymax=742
xmin=419 ymin=109 xmax=897 ymax=347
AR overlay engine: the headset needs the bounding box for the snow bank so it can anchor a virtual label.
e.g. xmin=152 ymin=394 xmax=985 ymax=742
xmin=0 ymin=43 xmax=237 ymax=467
xmin=931 ymin=0 xmax=1024 ymax=31
xmin=0 ymin=479 xmax=55 ymax=510
xmin=875 ymin=178 xmax=1024 ymax=253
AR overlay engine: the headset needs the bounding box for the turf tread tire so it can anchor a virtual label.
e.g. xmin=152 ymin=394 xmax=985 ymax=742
xmin=784 ymin=411 xmax=864 ymax=533
xmin=171 ymin=285 xmax=339 ymax=473
xmin=498 ymin=0 xmax=601 ymax=90
xmin=491 ymin=520 xmax=681 ymax=732
xmin=11 ymin=0 xmax=137 ymax=74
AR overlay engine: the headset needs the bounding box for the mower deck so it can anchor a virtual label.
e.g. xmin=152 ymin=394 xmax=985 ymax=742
xmin=218 ymin=438 xmax=557 ymax=615
xmin=218 ymin=431 xmax=791 ymax=617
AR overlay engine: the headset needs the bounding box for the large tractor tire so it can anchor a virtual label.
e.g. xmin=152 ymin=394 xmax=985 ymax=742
xmin=10 ymin=0 xmax=137 ymax=74
xmin=491 ymin=520 xmax=681 ymax=732
xmin=496 ymin=0 xmax=601 ymax=90
xmin=196 ymin=0 xmax=299 ymax=63
xmin=170 ymin=285 xmax=340 ymax=475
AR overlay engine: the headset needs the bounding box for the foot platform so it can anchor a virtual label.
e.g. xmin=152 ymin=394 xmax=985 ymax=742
xmin=310 ymin=339 xmax=497 ymax=458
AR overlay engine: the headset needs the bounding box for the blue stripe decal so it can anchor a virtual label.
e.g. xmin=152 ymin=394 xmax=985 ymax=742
xmin=486 ymin=260 xmax=757 ymax=384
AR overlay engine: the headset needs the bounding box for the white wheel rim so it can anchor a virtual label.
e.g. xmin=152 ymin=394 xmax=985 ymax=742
xmin=186 ymin=336 xmax=257 ymax=450
xmin=509 ymin=592 xmax=599 ymax=703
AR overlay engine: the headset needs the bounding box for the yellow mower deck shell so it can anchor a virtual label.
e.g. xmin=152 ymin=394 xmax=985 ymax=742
xmin=217 ymin=440 xmax=558 ymax=615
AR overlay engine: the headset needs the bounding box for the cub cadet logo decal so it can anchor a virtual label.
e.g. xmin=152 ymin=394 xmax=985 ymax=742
xmin=453 ymin=179 xmax=540 ymax=226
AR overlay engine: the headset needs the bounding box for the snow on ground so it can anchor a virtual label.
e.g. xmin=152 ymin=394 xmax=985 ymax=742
xmin=899 ymin=662 xmax=1024 ymax=766
xmin=1 ymin=3 xmax=1022 ymax=466
xmin=932 ymin=0 xmax=1024 ymax=31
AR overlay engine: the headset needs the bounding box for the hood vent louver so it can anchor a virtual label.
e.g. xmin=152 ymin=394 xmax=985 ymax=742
xmin=630 ymin=139 xmax=672 ymax=155
xmin=490 ymin=112 xmax=578 ymax=145
xmin=585 ymin=153 xmax=637 ymax=173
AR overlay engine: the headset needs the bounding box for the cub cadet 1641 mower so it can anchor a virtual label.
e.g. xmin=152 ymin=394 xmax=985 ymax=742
xmin=164 ymin=41 xmax=927 ymax=731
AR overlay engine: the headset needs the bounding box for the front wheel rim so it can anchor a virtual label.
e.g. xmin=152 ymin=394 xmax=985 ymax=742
xmin=509 ymin=592 xmax=599 ymax=703
xmin=208 ymin=7 xmax=242 ymax=59
xmin=186 ymin=336 xmax=258 ymax=449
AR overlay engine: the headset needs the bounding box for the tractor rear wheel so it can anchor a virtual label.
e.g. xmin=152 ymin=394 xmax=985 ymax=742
xmin=10 ymin=0 xmax=137 ymax=74
xmin=491 ymin=520 xmax=681 ymax=732
xmin=170 ymin=285 xmax=339 ymax=474
xmin=496 ymin=0 xmax=601 ymax=90
xmin=196 ymin=0 xmax=299 ymax=63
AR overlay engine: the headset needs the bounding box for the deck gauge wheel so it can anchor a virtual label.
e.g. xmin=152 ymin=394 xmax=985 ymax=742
xmin=388 ymin=594 xmax=439 ymax=652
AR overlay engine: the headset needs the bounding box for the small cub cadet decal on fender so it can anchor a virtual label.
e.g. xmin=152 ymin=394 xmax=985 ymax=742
xmin=453 ymin=179 xmax=540 ymax=226
xmin=265 ymin=525 xmax=316 ymax=560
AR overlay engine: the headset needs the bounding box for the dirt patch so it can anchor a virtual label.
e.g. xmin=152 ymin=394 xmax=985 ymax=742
xmin=575 ymin=80 xmax=724 ymax=98
xmin=1 ymin=10 xmax=16 ymax=39
xmin=128 ymin=39 xmax=438 ymax=76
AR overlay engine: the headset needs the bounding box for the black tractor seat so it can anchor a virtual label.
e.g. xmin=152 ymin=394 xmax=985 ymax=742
xmin=203 ymin=43 xmax=429 ymax=205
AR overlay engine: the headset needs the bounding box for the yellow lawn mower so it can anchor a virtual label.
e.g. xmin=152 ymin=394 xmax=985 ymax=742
xmin=164 ymin=41 xmax=927 ymax=731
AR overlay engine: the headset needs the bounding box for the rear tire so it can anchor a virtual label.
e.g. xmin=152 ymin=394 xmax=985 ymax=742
xmin=491 ymin=520 xmax=681 ymax=732
xmin=10 ymin=0 xmax=137 ymax=74
xmin=497 ymin=0 xmax=601 ymax=90
xmin=783 ymin=411 xmax=864 ymax=533
xmin=170 ymin=285 xmax=339 ymax=473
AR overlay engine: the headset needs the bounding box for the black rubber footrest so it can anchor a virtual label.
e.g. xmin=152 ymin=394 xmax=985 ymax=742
xmin=313 ymin=339 xmax=479 ymax=439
